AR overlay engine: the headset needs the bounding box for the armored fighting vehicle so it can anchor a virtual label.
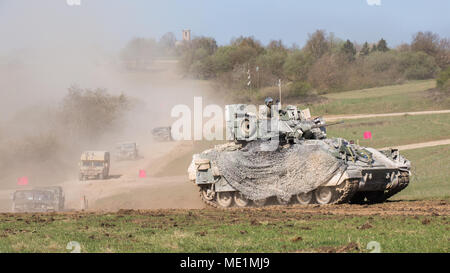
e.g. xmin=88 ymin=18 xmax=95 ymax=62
xmin=188 ymin=104 xmax=411 ymax=207
xmin=115 ymin=142 xmax=139 ymax=160
xmin=79 ymin=151 xmax=110 ymax=181
xmin=12 ymin=186 xmax=65 ymax=212
xmin=151 ymin=126 xmax=172 ymax=142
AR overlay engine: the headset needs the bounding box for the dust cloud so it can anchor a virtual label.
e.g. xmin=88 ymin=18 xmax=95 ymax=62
xmin=0 ymin=1 xmax=216 ymax=211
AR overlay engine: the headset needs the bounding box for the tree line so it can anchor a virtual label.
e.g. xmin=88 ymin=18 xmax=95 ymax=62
xmin=120 ymin=30 xmax=450 ymax=99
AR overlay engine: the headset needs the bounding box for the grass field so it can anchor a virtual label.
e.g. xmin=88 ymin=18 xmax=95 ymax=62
xmin=326 ymin=113 xmax=450 ymax=148
xmin=301 ymin=80 xmax=450 ymax=116
xmin=0 ymin=208 xmax=447 ymax=253
xmin=394 ymin=145 xmax=450 ymax=200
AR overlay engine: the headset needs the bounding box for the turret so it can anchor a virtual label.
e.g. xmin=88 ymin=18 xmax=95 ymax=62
xmin=225 ymin=104 xmax=338 ymax=144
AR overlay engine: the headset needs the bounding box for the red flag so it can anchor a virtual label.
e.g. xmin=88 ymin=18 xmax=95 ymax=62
xmin=139 ymin=170 xmax=146 ymax=178
xmin=17 ymin=176 xmax=29 ymax=186
xmin=363 ymin=131 xmax=372 ymax=139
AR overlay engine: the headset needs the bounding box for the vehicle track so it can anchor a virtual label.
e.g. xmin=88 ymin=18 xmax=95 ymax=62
xmin=381 ymin=139 xmax=450 ymax=151
xmin=324 ymin=110 xmax=450 ymax=122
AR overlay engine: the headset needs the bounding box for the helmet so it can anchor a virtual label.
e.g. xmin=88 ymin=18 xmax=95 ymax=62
xmin=264 ymin=97 xmax=273 ymax=106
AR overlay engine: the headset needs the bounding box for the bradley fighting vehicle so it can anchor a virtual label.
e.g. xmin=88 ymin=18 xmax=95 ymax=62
xmin=188 ymin=104 xmax=411 ymax=207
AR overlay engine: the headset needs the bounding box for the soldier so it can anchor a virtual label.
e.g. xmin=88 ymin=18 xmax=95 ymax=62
xmin=259 ymin=97 xmax=274 ymax=119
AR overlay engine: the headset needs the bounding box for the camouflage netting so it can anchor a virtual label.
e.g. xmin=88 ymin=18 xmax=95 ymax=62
xmin=201 ymin=141 xmax=347 ymax=202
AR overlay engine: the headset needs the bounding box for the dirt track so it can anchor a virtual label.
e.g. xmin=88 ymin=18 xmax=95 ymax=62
xmin=382 ymin=139 xmax=450 ymax=151
xmin=324 ymin=109 xmax=450 ymax=122
xmin=258 ymin=200 xmax=450 ymax=216
xmin=57 ymin=141 xmax=204 ymax=211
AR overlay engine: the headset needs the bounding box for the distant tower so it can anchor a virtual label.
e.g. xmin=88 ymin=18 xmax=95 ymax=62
xmin=182 ymin=29 xmax=191 ymax=41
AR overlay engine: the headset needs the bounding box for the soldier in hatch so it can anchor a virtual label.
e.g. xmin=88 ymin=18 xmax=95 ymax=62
xmin=259 ymin=97 xmax=274 ymax=119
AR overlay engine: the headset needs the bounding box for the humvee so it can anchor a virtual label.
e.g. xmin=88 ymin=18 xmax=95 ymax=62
xmin=115 ymin=142 xmax=138 ymax=160
xmin=79 ymin=151 xmax=110 ymax=181
xmin=12 ymin=186 xmax=65 ymax=212
xmin=35 ymin=186 xmax=65 ymax=211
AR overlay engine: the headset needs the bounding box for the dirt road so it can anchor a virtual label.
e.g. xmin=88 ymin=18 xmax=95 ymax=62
xmin=262 ymin=200 xmax=449 ymax=216
xmin=324 ymin=110 xmax=450 ymax=122
xmin=58 ymin=141 xmax=204 ymax=211
xmin=382 ymin=139 xmax=450 ymax=151
xmin=0 ymin=138 xmax=205 ymax=212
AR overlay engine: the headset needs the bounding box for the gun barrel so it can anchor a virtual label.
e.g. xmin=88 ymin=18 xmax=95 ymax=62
xmin=324 ymin=121 xmax=344 ymax=126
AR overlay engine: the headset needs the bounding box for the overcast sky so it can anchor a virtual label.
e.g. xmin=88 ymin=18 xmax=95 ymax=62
xmin=0 ymin=0 xmax=449 ymax=52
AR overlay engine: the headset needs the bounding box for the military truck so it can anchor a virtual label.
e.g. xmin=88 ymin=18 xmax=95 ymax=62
xmin=79 ymin=151 xmax=110 ymax=181
xmin=12 ymin=186 xmax=65 ymax=212
xmin=188 ymin=104 xmax=411 ymax=207
xmin=115 ymin=142 xmax=138 ymax=160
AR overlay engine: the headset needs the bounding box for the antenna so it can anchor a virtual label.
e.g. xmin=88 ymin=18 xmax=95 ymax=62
xmin=246 ymin=64 xmax=251 ymax=88
xmin=278 ymin=79 xmax=282 ymax=107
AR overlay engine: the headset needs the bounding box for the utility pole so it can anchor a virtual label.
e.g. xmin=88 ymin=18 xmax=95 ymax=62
xmin=256 ymin=66 xmax=260 ymax=89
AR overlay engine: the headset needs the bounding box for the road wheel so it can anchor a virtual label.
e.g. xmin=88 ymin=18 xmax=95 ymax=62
xmin=253 ymin=198 xmax=267 ymax=207
xmin=276 ymin=196 xmax=290 ymax=205
xmin=234 ymin=192 xmax=250 ymax=207
xmin=296 ymin=191 xmax=314 ymax=205
xmin=201 ymin=187 xmax=215 ymax=202
xmin=314 ymin=187 xmax=334 ymax=205
xmin=217 ymin=192 xmax=233 ymax=208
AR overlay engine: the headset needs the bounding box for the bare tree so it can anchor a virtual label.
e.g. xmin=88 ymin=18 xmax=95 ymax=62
xmin=120 ymin=37 xmax=158 ymax=70
xmin=411 ymin=31 xmax=450 ymax=68
xmin=304 ymin=30 xmax=330 ymax=60
xmin=160 ymin=32 xmax=176 ymax=48
xmin=411 ymin=31 xmax=440 ymax=56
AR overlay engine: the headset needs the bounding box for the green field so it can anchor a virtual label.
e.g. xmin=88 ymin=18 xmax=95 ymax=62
xmin=326 ymin=113 xmax=450 ymax=148
xmin=394 ymin=145 xmax=450 ymax=200
xmin=0 ymin=209 xmax=447 ymax=253
xmin=301 ymin=80 xmax=450 ymax=115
